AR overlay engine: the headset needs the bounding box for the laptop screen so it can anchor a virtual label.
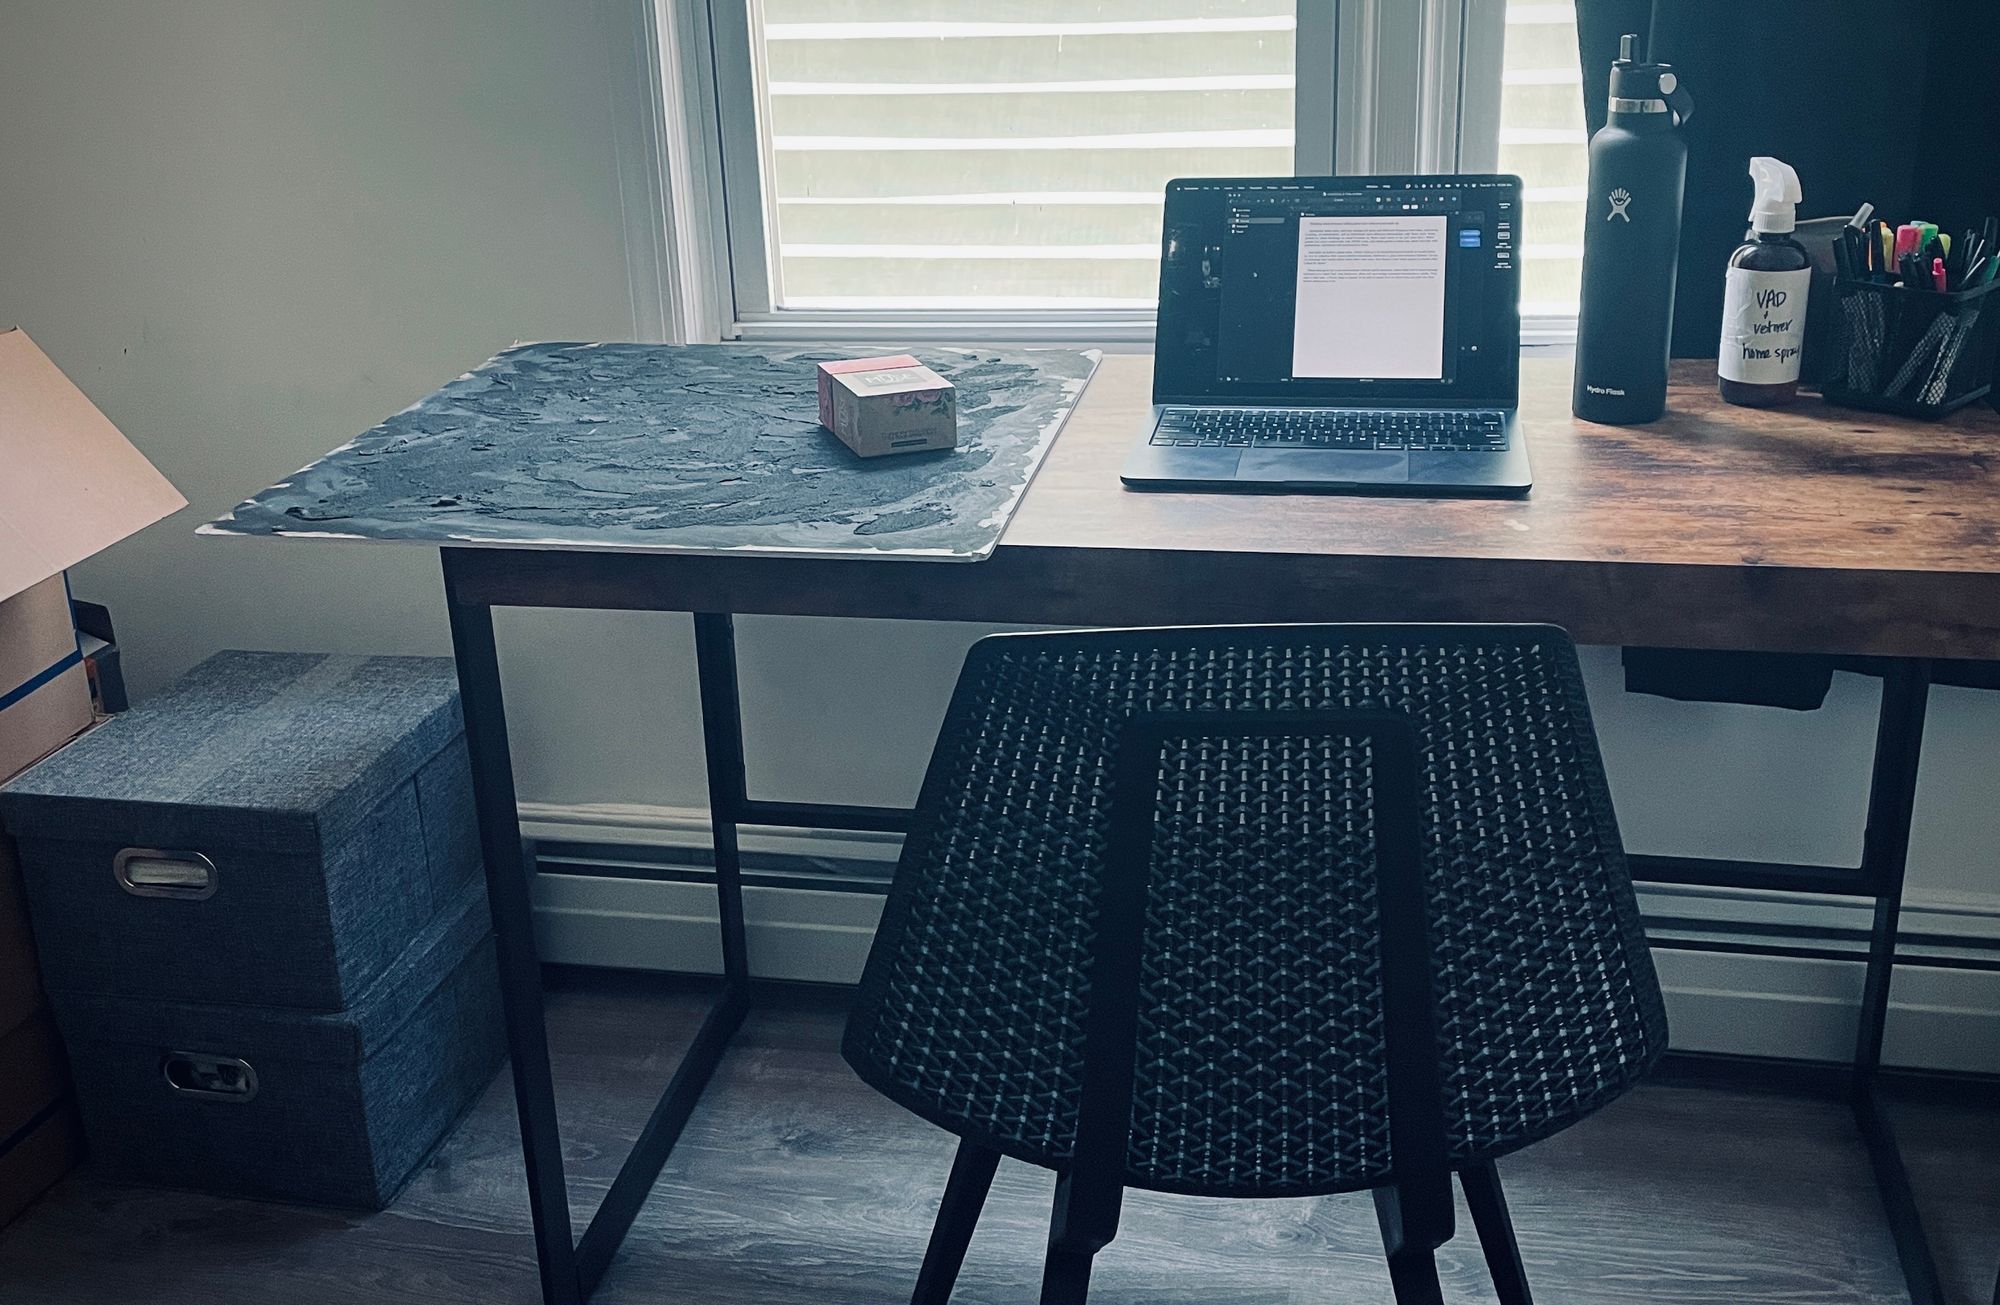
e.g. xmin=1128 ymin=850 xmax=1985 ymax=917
xmin=1153 ymin=175 xmax=1521 ymax=406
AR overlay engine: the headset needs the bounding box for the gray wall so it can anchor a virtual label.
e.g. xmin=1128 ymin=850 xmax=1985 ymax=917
xmin=2 ymin=0 xmax=1997 ymax=923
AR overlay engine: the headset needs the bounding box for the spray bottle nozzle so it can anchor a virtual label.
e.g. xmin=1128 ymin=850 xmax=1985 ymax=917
xmin=1747 ymin=157 xmax=1803 ymax=234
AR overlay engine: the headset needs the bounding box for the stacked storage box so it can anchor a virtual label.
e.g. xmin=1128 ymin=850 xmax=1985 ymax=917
xmin=0 ymin=652 xmax=504 ymax=1209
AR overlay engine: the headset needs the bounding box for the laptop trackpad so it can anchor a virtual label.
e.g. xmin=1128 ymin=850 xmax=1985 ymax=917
xmin=1236 ymin=449 xmax=1410 ymax=484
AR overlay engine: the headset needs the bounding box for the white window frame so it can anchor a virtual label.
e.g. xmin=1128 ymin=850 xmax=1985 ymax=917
xmin=645 ymin=0 xmax=1572 ymax=346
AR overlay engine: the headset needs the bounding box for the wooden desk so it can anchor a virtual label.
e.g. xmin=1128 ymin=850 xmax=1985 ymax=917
xmin=273 ymin=352 xmax=2000 ymax=1305
xmin=459 ymin=354 xmax=2000 ymax=662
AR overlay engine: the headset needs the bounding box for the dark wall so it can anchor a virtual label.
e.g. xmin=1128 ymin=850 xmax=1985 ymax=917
xmin=1577 ymin=0 xmax=1998 ymax=357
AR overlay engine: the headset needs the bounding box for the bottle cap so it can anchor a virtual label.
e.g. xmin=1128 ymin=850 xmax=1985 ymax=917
xmin=1606 ymin=34 xmax=1693 ymax=125
xmin=1747 ymin=157 xmax=1802 ymax=234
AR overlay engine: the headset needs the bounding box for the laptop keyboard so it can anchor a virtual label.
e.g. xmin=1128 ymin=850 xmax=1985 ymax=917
xmin=1150 ymin=407 xmax=1510 ymax=452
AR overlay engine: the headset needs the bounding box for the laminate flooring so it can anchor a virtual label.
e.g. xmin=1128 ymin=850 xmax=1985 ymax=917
xmin=1 ymin=974 xmax=1994 ymax=1304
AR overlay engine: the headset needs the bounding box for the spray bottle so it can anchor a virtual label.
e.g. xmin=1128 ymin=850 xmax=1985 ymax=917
xmin=1718 ymin=157 xmax=1811 ymax=406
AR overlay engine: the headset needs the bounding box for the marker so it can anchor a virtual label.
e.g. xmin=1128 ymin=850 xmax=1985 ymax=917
xmin=1932 ymin=256 xmax=1947 ymax=292
xmin=1895 ymin=224 xmax=1923 ymax=262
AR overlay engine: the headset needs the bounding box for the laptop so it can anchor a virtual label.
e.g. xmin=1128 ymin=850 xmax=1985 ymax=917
xmin=1122 ymin=174 xmax=1531 ymax=496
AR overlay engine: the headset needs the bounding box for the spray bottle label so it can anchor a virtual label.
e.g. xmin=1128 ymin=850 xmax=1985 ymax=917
xmin=1718 ymin=268 xmax=1811 ymax=384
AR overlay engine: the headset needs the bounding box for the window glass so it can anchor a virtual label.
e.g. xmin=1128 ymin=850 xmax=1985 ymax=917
xmin=1498 ymin=1 xmax=1585 ymax=317
xmin=754 ymin=2 xmax=1297 ymax=308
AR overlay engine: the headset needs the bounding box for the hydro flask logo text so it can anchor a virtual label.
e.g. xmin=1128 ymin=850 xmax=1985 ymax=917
xmin=1607 ymin=188 xmax=1633 ymax=222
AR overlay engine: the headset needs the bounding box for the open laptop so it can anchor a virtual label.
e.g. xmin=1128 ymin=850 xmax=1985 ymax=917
xmin=1122 ymin=174 xmax=1530 ymax=496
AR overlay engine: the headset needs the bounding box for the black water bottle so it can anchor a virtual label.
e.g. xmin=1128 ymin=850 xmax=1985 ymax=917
xmin=1572 ymin=34 xmax=1694 ymax=424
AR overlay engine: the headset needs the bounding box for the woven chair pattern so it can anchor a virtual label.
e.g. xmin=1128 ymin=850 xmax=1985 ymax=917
xmin=844 ymin=626 xmax=1666 ymax=1198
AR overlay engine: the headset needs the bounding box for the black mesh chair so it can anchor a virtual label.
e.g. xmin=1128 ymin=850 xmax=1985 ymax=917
xmin=843 ymin=625 xmax=1668 ymax=1305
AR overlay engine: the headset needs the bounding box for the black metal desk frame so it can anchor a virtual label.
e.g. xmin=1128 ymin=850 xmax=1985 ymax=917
xmin=441 ymin=547 xmax=1970 ymax=1305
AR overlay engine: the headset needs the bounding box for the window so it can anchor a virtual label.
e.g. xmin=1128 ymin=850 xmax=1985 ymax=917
xmin=680 ymin=1 xmax=1587 ymax=340
xmin=746 ymin=5 xmax=1295 ymax=311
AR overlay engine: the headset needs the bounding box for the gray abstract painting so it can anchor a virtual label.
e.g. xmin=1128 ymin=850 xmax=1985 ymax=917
xmin=204 ymin=343 xmax=1100 ymax=562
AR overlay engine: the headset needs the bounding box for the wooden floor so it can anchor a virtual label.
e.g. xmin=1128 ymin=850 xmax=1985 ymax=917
xmin=1 ymin=974 xmax=1995 ymax=1304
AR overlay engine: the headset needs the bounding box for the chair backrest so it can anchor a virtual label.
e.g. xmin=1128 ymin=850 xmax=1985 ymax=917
xmin=843 ymin=625 xmax=1667 ymax=1199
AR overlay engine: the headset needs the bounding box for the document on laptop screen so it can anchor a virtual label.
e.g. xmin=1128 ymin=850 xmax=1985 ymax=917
xmin=1290 ymin=215 xmax=1448 ymax=380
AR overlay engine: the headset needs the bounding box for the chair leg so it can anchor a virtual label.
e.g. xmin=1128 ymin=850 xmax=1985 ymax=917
xmin=1384 ymin=1246 xmax=1446 ymax=1305
xmin=1460 ymin=1161 xmax=1534 ymax=1305
xmin=1039 ymin=1247 xmax=1094 ymax=1305
xmin=1374 ymin=1186 xmax=1447 ymax=1305
xmin=1038 ymin=1169 xmax=1122 ymax=1305
xmin=911 ymin=1140 xmax=1002 ymax=1305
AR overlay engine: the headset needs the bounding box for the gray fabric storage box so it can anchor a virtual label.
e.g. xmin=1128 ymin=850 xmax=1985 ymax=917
xmin=0 ymin=652 xmax=479 ymax=1010
xmin=50 ymin=883 xmax=502 ymax=1209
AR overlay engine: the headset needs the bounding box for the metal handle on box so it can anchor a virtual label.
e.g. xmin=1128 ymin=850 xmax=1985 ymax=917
xmin=162 ymin=1052 xmax=259 ymax=1103
xmin=114 ymin=848 xmax=217 ymax=900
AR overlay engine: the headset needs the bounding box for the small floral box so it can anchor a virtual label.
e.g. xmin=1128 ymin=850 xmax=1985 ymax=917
xmin=816 ymin=354 xmax=957 ymax=458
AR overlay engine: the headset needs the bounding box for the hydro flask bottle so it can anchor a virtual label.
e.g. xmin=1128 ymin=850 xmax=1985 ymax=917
xmin=1572 ymin=34 xmax=1694 ymax=424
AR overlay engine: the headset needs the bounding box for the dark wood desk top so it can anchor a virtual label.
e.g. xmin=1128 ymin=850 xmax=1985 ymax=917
xmin=448 ymin=353 xmax=2000 ymax=661
xmin=1012 ymin=355 xmax=2000 ymax=576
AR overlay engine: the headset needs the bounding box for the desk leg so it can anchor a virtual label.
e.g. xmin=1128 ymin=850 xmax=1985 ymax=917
xmin=444 ymin=556 xmax=750 ymax=1303
xmin=693 ymin=612 xmax=752 ymax=988
xmin=1850 ymin=659 xmax=1946 ymax=1305
xmin=444 ymin=569 xmax=583 ymax=1305
xmin=568 ymin=614 xmax=752 ymax=1295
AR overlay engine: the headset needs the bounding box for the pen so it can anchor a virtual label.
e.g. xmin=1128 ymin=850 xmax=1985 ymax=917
xmin=1948 ymin=230 xmax=1971 ymax=284
xmin=1841 ymin=204 xmax=1873 ymax=281
xmin=1932 ymin=256 xmax=1947 ymax=292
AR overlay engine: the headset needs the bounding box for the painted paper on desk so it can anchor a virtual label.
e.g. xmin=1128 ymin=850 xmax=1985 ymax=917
xmin=203 ymin=344 xmax=1100 ymax=563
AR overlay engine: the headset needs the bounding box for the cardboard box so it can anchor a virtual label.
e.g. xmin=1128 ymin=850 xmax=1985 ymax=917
xmin=815 ymin=354 xmax=957 ymax=457
xmin=0 ymin=576 xmax=92 ymax=783
xmin=0 ymin=327 xmax=184 ymax=785
xmin=0 ymin=326 xmax=168 ymax=1226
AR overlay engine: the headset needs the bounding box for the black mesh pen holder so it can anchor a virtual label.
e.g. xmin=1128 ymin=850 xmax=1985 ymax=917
xmin=1822 ymin=276 xmax=1999 ymax=418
